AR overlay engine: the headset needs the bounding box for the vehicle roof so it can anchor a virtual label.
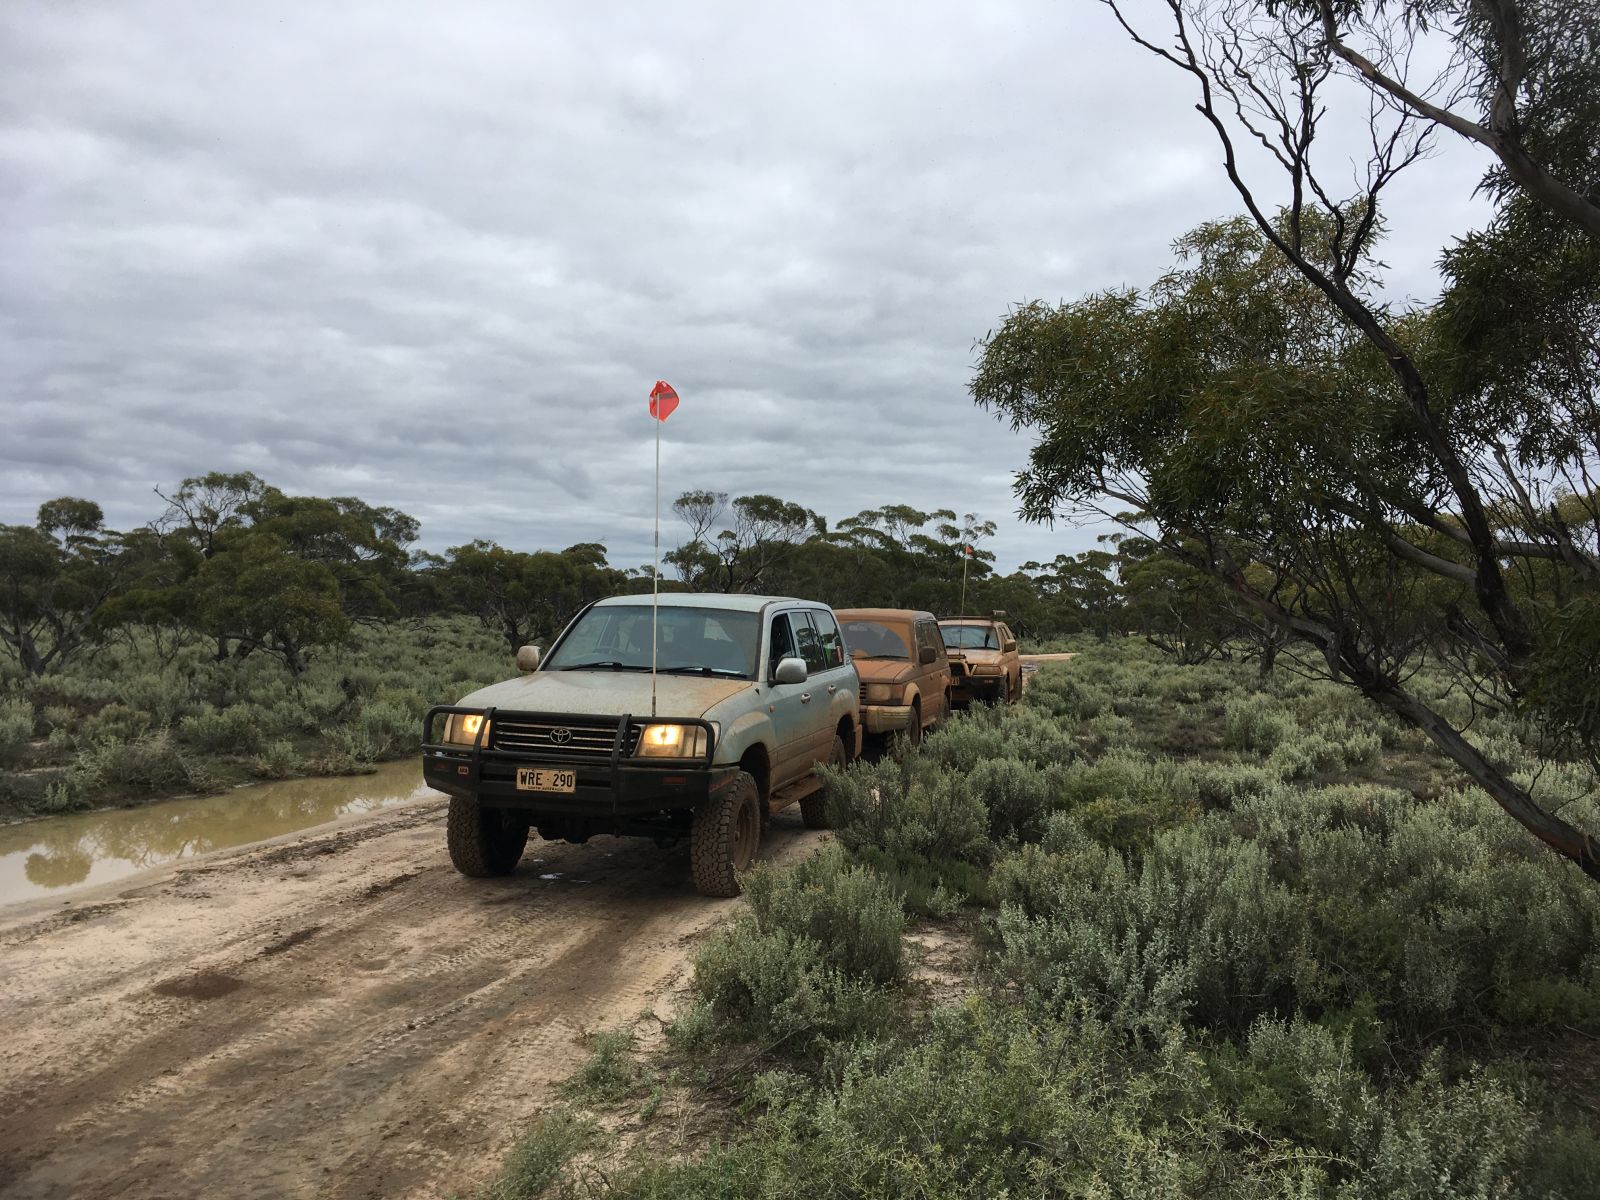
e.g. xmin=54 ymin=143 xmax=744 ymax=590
xmin=836 ymin=608 xmax=937 ymax=623
xmin=593 ymin=592 xmax=805 ymax=613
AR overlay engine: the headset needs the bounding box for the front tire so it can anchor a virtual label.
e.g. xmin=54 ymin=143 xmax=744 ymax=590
xmin=801 ymin=735 xmax=846 ymax=829
xmin=691 ymin=771 xmax=763 ymax=896
xmin=447 ymin=796 xmax=529 ymax=877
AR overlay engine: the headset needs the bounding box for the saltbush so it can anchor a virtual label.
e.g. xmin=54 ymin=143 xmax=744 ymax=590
xmin=687 ymin=847 xmax=904 ymax=1048
xmin=823 ymin=756 xmax=991 ymax=866
xmin=966 ymin=756 xmax=1053 ymax=843
xmin=995 ymin=820 xmax=1309 ymax=1037
xmin=78 ymin=730 xmax=220 ymax=795
xmin=249 ymin=738 xmax=304 ymax=780
xmin=0 ymin=696 xmax=34 ymax=767
xmin=1225 ymin=694 xmax=1298 ymax=754
xmin=178 ymin=703 xmax=269 ymax=754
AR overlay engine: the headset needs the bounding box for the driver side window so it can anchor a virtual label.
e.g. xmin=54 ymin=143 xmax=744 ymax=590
xmin=768 ymin=614 xmax=797 ymax=676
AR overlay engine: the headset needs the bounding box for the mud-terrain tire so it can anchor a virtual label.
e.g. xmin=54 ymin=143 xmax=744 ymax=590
xmin=691 ymin=772 xmax=763 ymax=896
xmin=801 ymin=735 xmax=846 ymax=829
xmin=447 ymin=796 xmax=529 ymax=877
xmin=904 ymin=701 xmax=923 ymax=748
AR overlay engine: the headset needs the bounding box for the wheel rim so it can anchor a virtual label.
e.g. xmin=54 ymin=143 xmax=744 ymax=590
xmin=732 ymin=795 xmax=758 ymax=870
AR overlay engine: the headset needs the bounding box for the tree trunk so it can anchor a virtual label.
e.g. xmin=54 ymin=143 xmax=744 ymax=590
xmin=1374 ymin=685 xmax=1600 ymax=881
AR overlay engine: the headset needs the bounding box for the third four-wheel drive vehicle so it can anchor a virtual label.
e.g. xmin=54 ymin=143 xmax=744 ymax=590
xmin=939 ymin=615 xmax=1022 ymax=705
xmin=836 ymin=608 xmax=950 ymax=746
xmin=422 ymin=593 xmax=860 ymax=897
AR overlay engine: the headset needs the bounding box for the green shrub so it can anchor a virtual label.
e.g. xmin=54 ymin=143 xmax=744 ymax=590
xmin=483 ymin=1110 xmax=597 ymax=1200
xmin=0 ymin=697 xmax=34 ymax=767
xmin=1192 ymin=761 xmax=1279 ymax=808
xmin=1210 ymin=1016 xmax=1379 ymax=1156
xmin=249 ymin=739 xmax=304 ymax=780
xmin=1345 ymin=1058 xmax=1535 ymax=1200
xmin=79 ymin=730 xmax=220 ymax=795
xmin=833 ymin=845 xmax=991 ymax=917
xmin=1225 ymin=695 xmax=1297 ymax=754
xmin=178 ymin=704 xmax=267 ymax=754
xmin=354 ymin=699 xmax=414 ymax=757
xmin=688 ymin=847 xmax=904 ymax=1048
xmin=742 ymin=846 xmax=906 ymax=987
xmin=77 ymin=702 xmax=152 ymax=746
xmin=1232 ymin=783 xmax=1600 ymax=1032
xmin=824 ymin=756 xmax=991 ymax=866
xmin=996 ymin=820 xmax=1309 ymax=1036
xmin=1053 ymin=750 xmax=1200 ymax=853
xmin=561 ymin=1029 xmax=647 ymax=1104
xmin=966 ymin=756 xmax=1052 ymax=843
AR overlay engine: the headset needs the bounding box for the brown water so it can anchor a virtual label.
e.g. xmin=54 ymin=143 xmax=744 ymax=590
xmin=0 ymin=760 xmax=434 ymax=906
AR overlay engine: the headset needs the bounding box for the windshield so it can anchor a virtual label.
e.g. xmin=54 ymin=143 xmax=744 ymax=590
xmin=543 ymin=605 xmax=760 ymax=677
xmin=841 ymin=619 xmax=911 ymax=659
xmin=940 ymin=623 xmax=999 ymax=650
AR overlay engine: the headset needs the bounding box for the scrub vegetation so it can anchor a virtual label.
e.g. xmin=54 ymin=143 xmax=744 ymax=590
xmin=0 ymin=472 xmax=1148 ymax=821
xmin=0 ymin=616 xmax=510 ymax=819
xmin=483 ymin=648 xmax=1600 ymax=1199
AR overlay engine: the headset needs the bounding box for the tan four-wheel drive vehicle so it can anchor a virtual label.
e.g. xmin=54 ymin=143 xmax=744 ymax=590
xmin=423 ymin=593 xmax=860 ymax=897
xmin=836 ymin=608 xmax=950 ymax=746
xmin=939 ymin=615 xmax=1022 ymax=705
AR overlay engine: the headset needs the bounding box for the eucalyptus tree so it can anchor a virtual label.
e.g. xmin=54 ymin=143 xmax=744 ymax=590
xmin=980 ymin=0 xmax=1599 ymax=875
xmin=0 ymin=499 xmax=132 ymax=676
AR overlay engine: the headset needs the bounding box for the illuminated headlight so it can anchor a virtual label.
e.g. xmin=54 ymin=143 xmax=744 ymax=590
xmin=864 ymin=683 xmax=898 ymax=704
xmin=442 ymin=712 xmax=492 ymax=745
xmin=637 ymin=723 xmax=711 ymax=758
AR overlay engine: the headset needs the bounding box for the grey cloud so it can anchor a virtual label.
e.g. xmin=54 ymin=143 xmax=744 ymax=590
xmin=3 ymin=0 xmax=1494 ymax=576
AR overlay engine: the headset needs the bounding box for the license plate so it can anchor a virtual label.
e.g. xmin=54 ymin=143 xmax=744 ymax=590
xmin=515 ymin=767 xmax=576 ymax=794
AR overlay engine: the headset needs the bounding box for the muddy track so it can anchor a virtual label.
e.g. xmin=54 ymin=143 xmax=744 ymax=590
xmin=0 ymin=795 xmax=825 ymax=1199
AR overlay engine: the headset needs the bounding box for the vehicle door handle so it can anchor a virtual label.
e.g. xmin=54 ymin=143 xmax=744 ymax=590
xmin=826 ymin=685 xmax=837 ymax=694
xmin=800 ymin=692 xmax=812 ymax=703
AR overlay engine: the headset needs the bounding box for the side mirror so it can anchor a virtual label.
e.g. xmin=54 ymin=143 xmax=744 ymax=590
xmin=1003 ymin=640 xmax=1018 ymax=654
xmin=919 ymin=645 xmax=937 ymax=665
xmin=773 ymin=656 xmax=808 ymax=685
xmin=516 ymin=645 xmax=542 ymax=672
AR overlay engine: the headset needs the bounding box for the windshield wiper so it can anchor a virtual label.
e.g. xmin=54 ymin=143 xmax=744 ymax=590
xmin=658 ymin=665 xmax=747 ymax=677
xmin=559 ymin=661 xmax=651 ymax=671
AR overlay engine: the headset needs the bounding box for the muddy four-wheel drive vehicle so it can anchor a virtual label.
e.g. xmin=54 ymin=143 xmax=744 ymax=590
xmin=939 ymin=615 xmax=1022 ymax=705
xmin=422 ymin=593 xmax=860 ymax=896
xmin=836 ymin=608 xmax=950 ymax=746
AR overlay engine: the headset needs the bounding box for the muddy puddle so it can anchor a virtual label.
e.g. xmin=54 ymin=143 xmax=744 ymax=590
xmin=0 ymin=760 xmax=433 ymax=906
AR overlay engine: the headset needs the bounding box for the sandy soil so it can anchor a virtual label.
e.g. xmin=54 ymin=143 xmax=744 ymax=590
xmin=0 ymin=795 xmax=825 ymax=1200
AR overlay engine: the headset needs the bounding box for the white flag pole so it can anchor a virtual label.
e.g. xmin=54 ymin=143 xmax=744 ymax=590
xmin=651 ymin=401 xmax=661 ymax=718
xmin=959 ymin=546 xmax=970 ymax=617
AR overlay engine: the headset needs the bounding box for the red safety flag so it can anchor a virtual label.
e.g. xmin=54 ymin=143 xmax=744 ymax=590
xmin=649 ymin=380 xmax=680 ymax=422
xmin=965 ymin=545 xmax=975 ymax=557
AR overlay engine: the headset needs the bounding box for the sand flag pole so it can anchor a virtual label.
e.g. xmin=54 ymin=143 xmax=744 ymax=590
xmin=960 ymin=543 xmax=973 ymax=617
xmin=648 ymin=381 xmax=680 ymax=718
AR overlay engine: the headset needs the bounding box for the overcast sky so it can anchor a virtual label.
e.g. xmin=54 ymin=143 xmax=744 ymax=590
xmin=2 ymin=0 xmax=1492 ymax=573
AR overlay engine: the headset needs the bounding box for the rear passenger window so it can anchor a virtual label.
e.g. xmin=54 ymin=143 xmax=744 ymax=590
xmin=916 ymin=621 xmax=943 ymax=659
xmin=812 ymin=610 xmax=846 ymax=668
xmin=794 ymin=612 xmax=828 ymax=673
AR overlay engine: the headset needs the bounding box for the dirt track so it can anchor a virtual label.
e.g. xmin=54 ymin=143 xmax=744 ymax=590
xmin=0 ymin=796 xmax=825 ymax=1199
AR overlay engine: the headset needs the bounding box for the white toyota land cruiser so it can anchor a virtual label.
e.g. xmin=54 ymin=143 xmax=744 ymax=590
xmin=423 ymin=593 xmax=860 ymax=896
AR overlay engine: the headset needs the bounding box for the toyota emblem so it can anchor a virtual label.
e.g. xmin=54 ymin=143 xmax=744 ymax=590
xmin=549 ymin=727 xmax=573 ymax=745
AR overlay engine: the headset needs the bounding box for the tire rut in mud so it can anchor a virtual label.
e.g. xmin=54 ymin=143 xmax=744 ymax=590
xmin=0 ymin=803 xmax=821 ymax=1200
